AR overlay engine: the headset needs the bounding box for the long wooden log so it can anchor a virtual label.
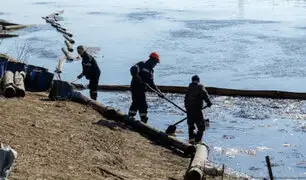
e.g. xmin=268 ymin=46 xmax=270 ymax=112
xmin=0 ymin=33 xmax=18 ymax=38
xmin=51 ymin=22 xmax=60 ymax=29
xmin=3 ymin=71 xmax=16 ymax=98
xmin=61 ymin=48 xmax=74 ymax=61
xmin=70 ymin=91 xmax=196 ymax=155
xmin=123 ymin=117 xmax=196 ymax=154
xmin=14 ymin=71 xmax=26 ymax=97
xmin=184 ymin=143 xmax=224 ymax=180
xmin=184 ymin=144 xmax=209 ymax=180
xmin=71 ymin=84 xmax=306 ymax=100
xmin=0 ymin=19 xmax=18 ymax=26
xmin=56 ymin=27 xmax=73 ymax=37
xmin=65 ymin=40 xmax=74 ymax=52
xmin=63 ymin=34 xmax=75 ymax=44
xmin=3 ymin=25 xmax=28 ymax=31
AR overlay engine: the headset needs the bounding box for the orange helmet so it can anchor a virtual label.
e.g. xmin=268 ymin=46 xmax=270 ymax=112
xmin=149 ymin=52 xmax=160 ymax=63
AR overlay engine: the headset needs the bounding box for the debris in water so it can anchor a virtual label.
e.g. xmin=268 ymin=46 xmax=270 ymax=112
xmin=249 ymin=166 xmax=261 ymax=171
xmin=283 ymin=143 xmax=296 ymax=148
xmin=259 ymin=124 xmax=272 ymax=128
xmin=222 ymin=135 xmax=235 ymax=139
xmin=296 ymin=161 xmax=306 ymax=169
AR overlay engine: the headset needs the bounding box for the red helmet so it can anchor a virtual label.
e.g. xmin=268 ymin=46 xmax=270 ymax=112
xmin=149 ymin=52 xmax=160 ymax=63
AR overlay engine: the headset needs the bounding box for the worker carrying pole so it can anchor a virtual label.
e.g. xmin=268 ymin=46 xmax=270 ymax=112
xmin=76 ymin=45 xmax=101 ymax=100
xmin=128 ymin=52 xmax=164 ymax=123
xmin=184 ymin=75 xmax=212 ymax=144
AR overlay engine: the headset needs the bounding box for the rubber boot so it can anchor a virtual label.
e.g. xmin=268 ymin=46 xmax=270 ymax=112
xmin=90 ymin=91 xmax=97 ymax=100
xmin=140 ymin=116 xmax=148 ymax=123
xmin=195 ymin=130 xmax=204 ymax=144
xmin=188 ymin=129 xmax=196 ymax=144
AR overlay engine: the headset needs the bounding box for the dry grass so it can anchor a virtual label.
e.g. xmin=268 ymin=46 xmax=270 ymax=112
xmin=0 ymin=92 xmax=189 ymax=180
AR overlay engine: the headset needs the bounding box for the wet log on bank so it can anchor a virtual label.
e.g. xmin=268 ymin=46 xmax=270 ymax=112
xmin=71 ymin=91 xmax=196 ymax=155
xmin=63 ymin=34 xmax=75 ymax=44
xmin=3 ymin=71 xmax=16 ymax=98
xmin=0 ymin=19 xmax=18 ymax=26
xmin=0 ymin=33 xmax=18 ymax=38
xmin=14 ymin=71 xmax=26 ymax=97
xmin=122 ymin=117 xmax=196 ymax=155
xmin=65 ymin=40 xmax=73 ymax=52
xmin=71 ymin=84 xmax=306 ymax=100
xmin=56 ymin=27 xmax=73 ymax=37
xmin=184 ymin=144 xmax=208 ymax=180
xmin=184 ymin=144 xmax=224 ymax=180
xmin=3 ymin=25 xmax=28 ymax=31
xmin=61 ymin=48 xmax=74 ymax=61
xmin=48 ymin=80 xmax=195 ymax=155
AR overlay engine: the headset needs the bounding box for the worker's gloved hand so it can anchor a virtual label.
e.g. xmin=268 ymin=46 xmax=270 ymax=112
xmin=77 ymin=74 xmax=84 ymax=79
xmin=207 ymin=102 xmax=212 ymax=107
xmin=157 ymin=90 xmax=165 ymax=98
xmin=158 ymin=93 xmax=165 ymax=98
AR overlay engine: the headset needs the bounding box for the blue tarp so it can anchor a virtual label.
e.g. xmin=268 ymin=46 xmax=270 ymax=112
xmin=0 ymin=59 xmax=54 ymax=92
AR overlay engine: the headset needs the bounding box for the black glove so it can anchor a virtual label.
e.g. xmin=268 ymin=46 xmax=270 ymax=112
xmin=207 ymin=102 xmax=212 ymax=107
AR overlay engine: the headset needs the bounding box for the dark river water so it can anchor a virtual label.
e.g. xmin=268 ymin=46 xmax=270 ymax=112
xmin=1 ymin=0 xmax=306 ymax=178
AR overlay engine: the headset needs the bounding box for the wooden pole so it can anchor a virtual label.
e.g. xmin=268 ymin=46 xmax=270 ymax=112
xmin=266 ymin=156 xmax=274 ymax=180
xmin=3 ymin=71 xmax=16 ymax=98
